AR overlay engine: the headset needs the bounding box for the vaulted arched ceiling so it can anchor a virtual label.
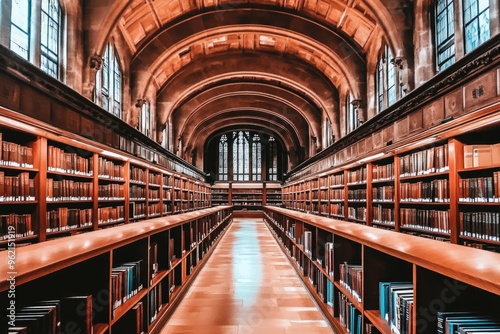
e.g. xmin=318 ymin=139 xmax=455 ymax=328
xmin=82 ymin=0 xmax=413 ymax=168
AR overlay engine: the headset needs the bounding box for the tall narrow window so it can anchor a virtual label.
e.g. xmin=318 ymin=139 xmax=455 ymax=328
xmin=463 ymin=0 xmax=490 ymax=53
xmin=325 ymin=119 xmax=334 ymax=147
xmin=140 ymin=102 xmax=150 ymax=137
xmin=10 ymin=0 xmax=31 ymax=60
xmin=96 ymin=43 xmax=123 ymax=117
xmin=212 ymin=131 xmax=283 ymax=182
xmin=346 ymin=94 xmax=359 ymax=133
xmin=268 ymin=136 xmax=278 ymax=181
xmin=436 ymin=0 xmax=456 ymax=71
xmin=218 ymin=134 xmax=228 ymax=181
xmin=376 ymin=44 xmax=398 ymax=112
xmin=233 ymin=131 xmax=250 ymax=181
xmin=252 ymin=134 xmax=262 ymax=181
xmin=376 ymin=60 xmax=384 ymax=113
xmin=41 ymin=0 xmax=60 ymax=78
xmin=101 ymin=46 xmax=110 ymax=111
xmin=112 ymin=53 xmax=122 ymax=117
xmin=387 ymin=49 xmax=397 ymax=105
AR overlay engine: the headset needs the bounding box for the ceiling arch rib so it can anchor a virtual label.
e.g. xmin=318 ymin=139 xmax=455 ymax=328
xmin=115 ymin=0 xmax=400 ymax=57
xmin=175 ymin=89 xmax=320 ymax=144
xmin=178 ymin=96 xmax=312 ymax=153
xmin=174 ymin=81 xmax=321 ymax=135
xmin=192 ymin=114 xmax=298 ymax=152
xmin=130 ymin=9 xmax=367 ymax=97
xmin=154 ymin=52 xmax=340 ymax=138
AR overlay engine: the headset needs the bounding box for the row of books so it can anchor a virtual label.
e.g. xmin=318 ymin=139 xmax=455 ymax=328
xmin=437 ymin=311 xmax=500 ymax=334
xmin=111 ymin=260 xmax=144 ymax=311
xmin=463 ymin=143 xmax=500 ymax=168
xmin=338 ymin=291 xmax=363 ymax=333
xmin=399 ymin=144 xmax=449 ymax=177
xmin=148 ymin=189 xmax=160 ymax=200
xmin=0 ymin=214 xmax=33 ymax=240
xmin=373 ymin=186 xmax=394 ymax=201
xmin=302 ymin=230 xmax=313 ymax=256
xmin=373 ymin=162 xmax=395 ymax=181
xmin=330 ymin=203 xmax=344 ymax=216
xmin=329 ymin=173 xmax=345 ymax=186
xmin=400 ymin=179 xmax=450 ymax=202
xmin=147 ymin=203 xmax=162 ymax=216
xmin=131 ymin=203 xmax=146 ymax=218
xmin=0 ymin=172 xmax=35 ymax=202
xmin=148 ymin=173 xmax=162 ymax=186
xmin=348 ymin=206 xmax=366 ymax=221
xmin=130 ymin=166 xmax=146 ymax=184
xmin=149 ymin=285 xmax=163 ymax=324
xmin=323 ymin=241 xmax=334 ymax=277
xmin=372 ymin=206 xmax=395 ymax=225
xmin=348 ymin=189 xmax=367 ymax=201
xmin=1 ymin=140 xmax=34 ymax=168
xmin=47 ymin=146 xmax=92 ymax=175
xmin=347 ymin=166 xmax=367 ymax=184
xmin=379 ymin=282 xmax=413 ymax=334
xmin=98 ymin=206 xmax=125 ymax=225
xmin=460 ymin=211 xmax=500 ymax=241
xmin=46 ymin=179 xmax=93 ymax=201
xmin=98 ymin=184 xmax=125 ymax=199
xmin=46 ymin=208 xmax=92 ymax=232
xmin=459 ymin=174 xmax=500 ymax=202
xmin=97 ymin=157 xmax=124 ymax=179
xmin=9 ymin=295 xmax=92 ymax=334
xmin=130 ymin=185 xmax=146 ymax=199
xmin=149 ymin=242 xmax=159 ymax=284
xmin=400 ymin=208 xmax=450 ymax=234
xmin=339 ymin=262 xmax=362 ymax=302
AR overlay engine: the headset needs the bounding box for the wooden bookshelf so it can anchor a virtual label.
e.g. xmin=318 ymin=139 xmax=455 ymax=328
xmin=0 ymin=206 xmax=232 ymax=334
xmin=282 ymin=102 xmax=500 ymax=252
xmin=0 ymin=106 xmax=213 ymax=248
xmin=264 ymin=206 xmax=500 ymax=334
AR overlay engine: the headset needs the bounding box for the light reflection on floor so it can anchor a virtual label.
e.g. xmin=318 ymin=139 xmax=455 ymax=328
xmin=161 ymin=218 xmax=334 ymax=334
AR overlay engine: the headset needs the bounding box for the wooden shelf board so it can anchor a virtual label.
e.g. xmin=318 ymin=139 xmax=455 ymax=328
xmin=365 ymin=310 xmax=392 ymax=334
xmin=93 ymin=323 xmax=109 ymax=334
xmin=111 ymin=289 xmax=148 ymax=323
xmin=265 ymin=206 xmax=500 ymax=296
xmin=333 ymin=281 xmax=363 ymax=311
xmin=150 ymin=270 xmax=168 ymax=288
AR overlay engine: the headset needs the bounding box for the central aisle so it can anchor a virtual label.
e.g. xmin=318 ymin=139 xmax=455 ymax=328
xmin=160 ymin=218 xmax=334 ymax=334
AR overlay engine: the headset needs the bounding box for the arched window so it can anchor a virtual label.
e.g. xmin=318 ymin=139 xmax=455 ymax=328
xmin=8 ymin=0 xmax=63 ymax=79
xmin=218 ymin=134 xmax=228 ymax=181
xmin=96 ymin=43 xmax=122 ymax=118
xmin=268 ymin=136 xmax=278 ymax=181
xmin=213 ymin=131 xmax=283 ymax=181
xmin=252 ymin=134 xmax=262 ymax=181
xmin=233 ymin=131 xmax=250 ymax=181
xmin=463 ymin=0 xmax=490 ymax=53
xmin=435 ymin=0 xmax=456 ymax=71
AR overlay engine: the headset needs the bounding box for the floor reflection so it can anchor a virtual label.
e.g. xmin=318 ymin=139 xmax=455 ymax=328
xmin=233 ymin=220 xmax=262 ymax=306
xmin=161 ymin=218 xmax=334 ymax=334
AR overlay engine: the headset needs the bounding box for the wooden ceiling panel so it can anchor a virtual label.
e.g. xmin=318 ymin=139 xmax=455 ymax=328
xmin=152 ymin=0 xmax=195 ymax=24
xmin=326 ymin=3 xmax=345 ymax=25
xmin=316 ymin=1 xmax=330 ymax=17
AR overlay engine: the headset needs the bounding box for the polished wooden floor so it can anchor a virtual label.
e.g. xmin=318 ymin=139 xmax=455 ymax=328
xmin=160 ymin=218 xmax=334 ymax=334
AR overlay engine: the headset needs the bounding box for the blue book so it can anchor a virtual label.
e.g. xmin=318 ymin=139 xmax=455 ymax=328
xmin=446 ymin=317 xmax=498 ymax=334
